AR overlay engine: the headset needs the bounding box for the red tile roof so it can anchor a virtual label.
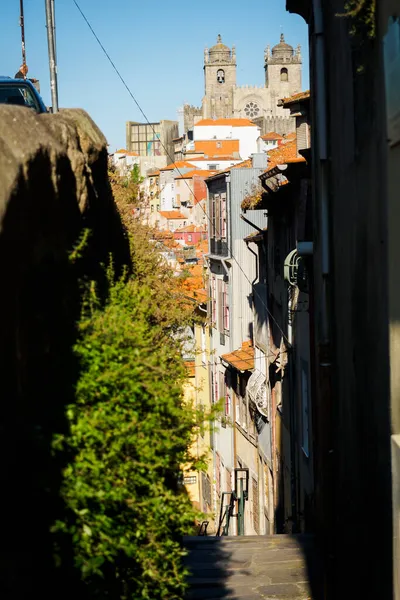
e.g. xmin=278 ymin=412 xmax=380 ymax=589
xmin=188 ymin=156 xmax=239 ymax=162
xmin=160 ymin=160 xmax=196 ymax=171
xmin=174 ymin=224 xmax=206 ymax=233
xmin=261 ymin=132 xmax=284 ymax=141
xmin=281 ymin=90 xmax=311 ymax=107
xmin=159 ymin=210 xmax=186 ymax=219
xmin=221 ymin=340 xmax=254 ymax=372
xmin=115 ymin=148 xmax=139 ymax=156
xmin=266 ymin=139 xmax=299 ymax=171
xmin=194 ymin=118 xmax=258 ymax=127
xmin=175 ymin=169 xmax=218 ymax=180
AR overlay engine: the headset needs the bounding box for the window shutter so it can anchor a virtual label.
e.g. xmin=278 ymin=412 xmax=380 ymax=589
xmin=220 ymin=192 xmax=227 ymax=239
xmin=296 ymin=117 xmax=309 ymax=152
xmin=217 ymin=278 xmax=223 ymax=332
xmin=215 ymin=193 xmax=221 ymax=238
xmin=219 ymin=370 xmax=225 ymax=404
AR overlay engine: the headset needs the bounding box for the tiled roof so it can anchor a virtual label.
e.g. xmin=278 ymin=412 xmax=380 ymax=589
xmin=115 ymin=149 xmax=139 ymax=156
xmin=160 ymin=160 xmax=196 ymax=171
xmin=174 ymin=224 xmax=206 ymax=233
xmin=194 ymin=139 xmax=240 ymax=156
xmin=175 ymin=169 xmax=218 ymax=180
xmin=281 ymin=90 xmax=310 ymax=107
xmin=206 ymin=158 xmax=252 ymax=180
xmin=265 ymin=139 xmax=300 ymax=171
xmin=221 ymin=340 xmax=254 ymax=372
xmin=261 ymin=132 xmax=284 ymax=141
xmin=194 ymin=118 xmax=258 ymax=127
xmin=283 ymin=132 xmax=296 ymax=141
xmin=159 ymin=210 xmax=186 ymax=219
xmin=188 ymin=156 xmax=238 ymax=162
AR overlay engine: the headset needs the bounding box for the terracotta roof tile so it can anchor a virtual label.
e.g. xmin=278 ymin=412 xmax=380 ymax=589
xmin=160 ymin=160 xmax=196 ymax=171
xmin=159 ymin=210 xmax=186 ymax=219
xmin=194 ymin=118 xmax=258 ymax=127
xmin=221 ymin=340 xmax=254 ymax=372
xmin=188 ymin=156 xmax=239 ymax=162
xmin=261 ymin=132 xmax=284 ymax=141
xmin=281 ymin=90 xmax=311 ymax=107
xmin=265 ymin=139 xmax=299 ymax=171
xmin=175 ymin=169 xmax=218 ymax=180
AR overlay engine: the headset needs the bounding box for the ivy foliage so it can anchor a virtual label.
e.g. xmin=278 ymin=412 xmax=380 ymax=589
xmin=338 ymin=0 xmax=377 ymax=39
xmin=53 ymin=172 xmax=209 ymax=598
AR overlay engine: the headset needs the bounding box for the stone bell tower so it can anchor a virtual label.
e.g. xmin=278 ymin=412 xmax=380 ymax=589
xmin=202 ymin=34 xmax=237 ymax=120
xmin=264 ymin=34 xmax=302 ymax=102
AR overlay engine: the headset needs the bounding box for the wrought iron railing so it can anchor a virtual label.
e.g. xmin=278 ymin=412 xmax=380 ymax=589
xmin=216 ymin=491 xmax=236 ymax=536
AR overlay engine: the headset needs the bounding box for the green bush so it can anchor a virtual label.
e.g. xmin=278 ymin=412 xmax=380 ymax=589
xmin=53 ymin=271 xmax=200 ymax=599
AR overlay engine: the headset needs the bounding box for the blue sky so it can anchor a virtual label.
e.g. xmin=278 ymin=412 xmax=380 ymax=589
xmin=1 ymin=1 xmax=308 ymax=151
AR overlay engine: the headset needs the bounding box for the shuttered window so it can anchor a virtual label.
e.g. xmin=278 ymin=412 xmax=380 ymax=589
xmin=215 ymin=193 xmax=221 ymax=238
xmin=211 ymin=276 xmax=216 ymax=326
xmin=296 ymin=117 xmax=309 ymax=152
xmin=217 ymin=278 xmax=224 ymax=333
xmin=221 ymin=192 xmax=227 ymax=239
xmin=223 ymin=282 xmax=230 ymax=332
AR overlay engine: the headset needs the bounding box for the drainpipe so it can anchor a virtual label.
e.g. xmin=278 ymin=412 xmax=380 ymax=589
xmin=311 ymin=0 xmax=334 ymax=589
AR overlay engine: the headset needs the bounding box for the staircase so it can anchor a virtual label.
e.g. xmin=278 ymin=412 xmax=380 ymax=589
xmin=184 ymin=534 xmax=322 ymax=599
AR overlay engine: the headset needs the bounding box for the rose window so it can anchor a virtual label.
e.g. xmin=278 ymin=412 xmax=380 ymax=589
xmin=244 ymin=102 xmax=260 ymax=118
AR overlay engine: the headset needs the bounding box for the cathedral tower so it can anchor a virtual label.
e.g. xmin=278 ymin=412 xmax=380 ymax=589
xmin=202 ymin=35 xmax=237 ymax=120
xmin=264 ymin=34 xmax=302 ymax=100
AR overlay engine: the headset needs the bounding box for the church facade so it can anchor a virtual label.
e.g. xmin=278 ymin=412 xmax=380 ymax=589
xmin=183 ymin=34 xmax=302 ymax=136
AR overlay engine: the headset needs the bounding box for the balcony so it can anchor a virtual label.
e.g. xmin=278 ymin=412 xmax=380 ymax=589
xmin=210 ymin=238 xmax=229 ymax=257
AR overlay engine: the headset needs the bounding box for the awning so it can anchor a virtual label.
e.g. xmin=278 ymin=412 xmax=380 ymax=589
xmin=221 ymin=340 xmax=254 ymax=372
xmin=246 ymin=369 xmax=269 ymax=419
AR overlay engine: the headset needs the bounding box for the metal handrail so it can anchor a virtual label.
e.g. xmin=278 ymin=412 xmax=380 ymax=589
xmin=216 ymin=491 xmax=236 ymax=536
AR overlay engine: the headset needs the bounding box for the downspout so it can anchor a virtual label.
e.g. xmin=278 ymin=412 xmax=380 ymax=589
xmin=311 ymin=0 xmax=334 ymax=587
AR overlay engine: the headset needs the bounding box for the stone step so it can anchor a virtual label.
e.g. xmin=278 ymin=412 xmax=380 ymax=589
xmin=184 ymin=533 xmax=320 ymax=600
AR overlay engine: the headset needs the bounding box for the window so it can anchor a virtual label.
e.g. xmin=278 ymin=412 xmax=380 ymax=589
xmin=201 ymin=326 xmax=206 ymax=365
xmin=223 ymin=282 xmax=230 ymax=332
xmin=183 ymin=221 xmax=186 ymax=226
xmin=176 ymin=193 xmax=180 ymax=204
xmin=151 ymin=205 xmax=154 ymax=212
xmin=176 ymin=179 xmax=180 ymax=187
xmin=281 ymin=67 xmax=288 ymax=82
xmin=217 ymin=69 xmax=225 ymax=84
xmin=156 ymin=204 xmax=160 ymax=211
xmin=188 ymin=234 xmax=192 ymax=242
xmin=221 ymin=193 xmax=227 ymax=239
xmin=216 ymin=141 xmax=222 ymax=148
xmin=208 ymin=164 xmax=218 ymax=170
xmin=244 ymin=102 xmax=260 ymax=118
xmin=211 ymin=277 xmax=216 ymax=325
xmin=225 ymin=389 xmax=231 ymax=418
xmin=235 ymin=395 xmax=241 ymax=424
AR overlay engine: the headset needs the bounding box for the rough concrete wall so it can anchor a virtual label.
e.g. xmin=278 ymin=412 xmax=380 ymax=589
xmin=0 ymin=106 xmax=129 ymax=597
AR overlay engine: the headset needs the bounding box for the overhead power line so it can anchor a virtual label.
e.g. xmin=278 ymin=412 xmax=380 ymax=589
xmin=72 ymin=0 xmax=291 ymax=347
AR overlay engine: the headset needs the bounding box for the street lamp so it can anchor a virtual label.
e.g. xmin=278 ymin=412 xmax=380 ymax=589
xmin=234 ymin=468 xmax=249 ymax=536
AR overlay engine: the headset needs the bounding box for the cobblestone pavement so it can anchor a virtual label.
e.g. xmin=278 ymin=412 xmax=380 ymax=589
xmin=184 ymin=534 xmax=322 ymax=600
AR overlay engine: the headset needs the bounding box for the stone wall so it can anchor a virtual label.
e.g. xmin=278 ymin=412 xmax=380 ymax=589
xmin=0 ymin=106 xmax=129 ymax=596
